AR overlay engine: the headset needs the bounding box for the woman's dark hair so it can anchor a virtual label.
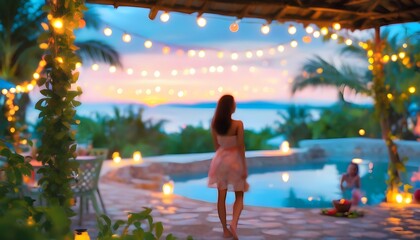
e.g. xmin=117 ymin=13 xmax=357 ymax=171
xmin=350 ymin=162 xmax=359 ymax=175
xmin=212 ymin=95 xmax=235 ymax=135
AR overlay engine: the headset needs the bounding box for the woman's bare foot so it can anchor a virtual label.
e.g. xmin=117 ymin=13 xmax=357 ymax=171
xmin=229 ymin=224 xmax=238 ymax=240
xmin=223 ymin=228 xmax=233 ymax=238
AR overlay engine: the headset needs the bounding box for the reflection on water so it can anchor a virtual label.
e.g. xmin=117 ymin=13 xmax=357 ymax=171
xmin=170 ymin=161 xmax=418 ymax=208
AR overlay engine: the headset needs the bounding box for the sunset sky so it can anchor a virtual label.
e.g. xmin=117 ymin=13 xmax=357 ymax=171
xmin=47 ymin=3 xmax=419 ymax=106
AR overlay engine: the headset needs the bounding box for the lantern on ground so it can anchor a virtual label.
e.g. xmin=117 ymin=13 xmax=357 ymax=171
xmin=162 ymin=181 xmax=174 ymax=195
xmin=280 ymin=141 xmax=290 ymax=153
xmin=133 ymin=151 xmax=142 ymax=162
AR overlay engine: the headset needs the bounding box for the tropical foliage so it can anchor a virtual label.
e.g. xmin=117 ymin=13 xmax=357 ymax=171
xmin=0 ymin=0 xmax=121 ymax=146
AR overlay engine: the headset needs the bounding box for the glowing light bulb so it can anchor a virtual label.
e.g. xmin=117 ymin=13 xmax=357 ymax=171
xmin=361 ymin=197 xmax=368 ymax=204
xmin=75 ymin=62 xmax=82 ymax=69
xmin=246 ymin=51 xmax=253 ymax=58
xmin=188 ymin=50 xmax=196 ymax=57
xmin=231 ymin=53 xmax=238 ymax=60
xmin=261 ymin=24 xmax=270 ymax=34
xmin=290 ymin=40 xmax=298 ymax=48
xmin=345 ymin=39 xmax=353 ymax=46
xmin=288 ymin=25 xmax=296 ymax=35
xmin=408 ymin=86 xmax=416 ymax=94
xmin=231 ymin=65 xmax=238 ymax=72
xmin=399 ymin=52 xmax=406 ymax=59
xmin=305 ymin=26 xmax=314 ymax=34
xmin=27 ymin=84 xmax=34 ymax=91
xmin=33 ymin=73 xmax=40 ymax=79
xmin=331 ymin=33 xmax=338 ymax=40
xmin=391 ymin=54 xmax=398 ymax=62
xmin=382 ymin=55 xmax=390 ymax=63
xmin=256 ymin=50 xmax=263 ymax=57
xmin=52 ymin=18 xmax=63 ymax=29
xmin=160 ymin=12 xmax=170 ymax=22
xmin=144 ymin=40 xmax=153 ymax=48
xmin=197 ymin=16 xmax=207 ymax=27
xmin=229 ymin=22 xmax=239 ymax=32
xmin=313 ymin=31 xmax=320 ymax=38
xmin=359 ymin=129 xmax=366 ymax=136
xmin=320 ymin=27 xmax=328 ymax=35
xmin=109 ymin=66 xmax=116 ymax=73
xmin=333 ymin=22 xmax=341 ymax=30
xmin=91 ymin=64 xmax=99 ymax=71
xmin=122 ymin=33 xmax=132 ymax=42
xmin=277 ymin=45 xmax=285 ymax=52
xmin=198 ymin=50 xmax=206 ymax=58
xmin=103 ymin=27 xmax=112 ymax=36
xmin=126 ymin=68 xmax=134 ymax=75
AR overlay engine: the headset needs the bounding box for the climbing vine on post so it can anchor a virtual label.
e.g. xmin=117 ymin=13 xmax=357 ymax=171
xmin=35 ymin=0 xmax=85 ymax=229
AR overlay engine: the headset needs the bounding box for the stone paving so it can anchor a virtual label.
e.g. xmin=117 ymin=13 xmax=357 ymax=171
xmin=71 ymin=178 xmax=420 ymax=239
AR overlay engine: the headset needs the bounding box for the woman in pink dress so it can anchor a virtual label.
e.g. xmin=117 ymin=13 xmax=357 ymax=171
xmin=208 ymin=94 xmax=248 ymax=240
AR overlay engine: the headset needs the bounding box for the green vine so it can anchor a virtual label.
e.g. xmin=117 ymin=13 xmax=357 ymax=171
xmin=34 ymin=0 xmax=85 ymax=233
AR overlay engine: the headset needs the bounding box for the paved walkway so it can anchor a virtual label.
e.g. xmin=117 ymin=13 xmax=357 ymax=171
xmin=72 ymin=178 xmax=420 ymax=239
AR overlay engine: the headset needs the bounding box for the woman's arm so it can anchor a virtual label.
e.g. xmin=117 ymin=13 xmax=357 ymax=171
xmin=236 ymin=120 xmax=247 ymax=178
xmin=340 ymin=174 xmax=345 ymax=191
xmin=211 ymin=128 xmax=220 ymax=151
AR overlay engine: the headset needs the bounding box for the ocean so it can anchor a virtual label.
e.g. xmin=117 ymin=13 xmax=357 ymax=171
xmin=26 ymin=102 xmax=323 ymax=133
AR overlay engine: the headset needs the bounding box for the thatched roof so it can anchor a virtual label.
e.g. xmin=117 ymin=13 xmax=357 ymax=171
xmin=87 ymin=0 xmax=420 ymax=30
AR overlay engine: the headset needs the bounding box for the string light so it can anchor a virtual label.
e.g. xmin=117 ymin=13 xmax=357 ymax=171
xmin=198 ymin=50 xmax=206 ymax=58
xmin=246 ymin=51 xmax=253 ymax=58
xmin=160 ymin=12 xmax=170 ymax=22
xmin=277 ymin=45 xmax=285 ymax=52
xmin=331 ymin=33 xmax=338 ymax=40
xmin=261 ymin=24 xmax=270 ymax=34
xmin=256 ymin=50 xmax=263 ymax=57
xmin=91 ymin=64 xmax=99 ymax=71
xmin=313 ymin=31 xmax=320 ymax=38
xmin=188 ymin=50 xmax=196 ymax=57
xmin=305 ymin=26 xmax=314 ymax=34
xmin=391 ymin=54 xmax=398 ymax=61
xmin=126 ymin=68 xmax=134 ymax=75
xmin=288 ymin=25 xmax=296 ymax=35
xmin=332 ymin=23 xmax=341 ymax=30
xmin=290 ymin=40 xmax=298 ymax=48
xmin=399 ymin=52 xmax=406 ymax=59
xmin=103 ymin=27 xmax=112 ymax=36
xmin=320 ymin=27 xmax=328 ymax=35
xmin=409 ymin=87 xmax=416 ymax=94
xmin=197 ymin=16 xmax=207 ymax=27
xmin=52 ymin=18 xmax=63 ymax=29
xmin=144 ymin=40 xmax=153 ymax=48
xmin=402 ymin=43 xmax=407 ymax=48
xmin=229 ymin=21 xmax=239 ymax=32
xmin=109 ymin=66 xmax=116 ymax=73
xmin=33 ymin=73 xmax=40 ymax=79
xmin=382 ymin=55 xmax=390 ymax=63
xmin=231 ymin=53 xmax=239 ymax=60
xmin=345 ymin=39 xmax=353 ymax=46
xmin=162 ymin=46 xmax=171 ymax=54
xmin=122 ymin=33 xmax=132 ymax=42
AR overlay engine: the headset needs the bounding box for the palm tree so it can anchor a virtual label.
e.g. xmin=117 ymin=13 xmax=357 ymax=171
xmin=0 ymin=0 xmax=121 ymax=142
xmin=292 ymin=29 xmax=420 ymax=197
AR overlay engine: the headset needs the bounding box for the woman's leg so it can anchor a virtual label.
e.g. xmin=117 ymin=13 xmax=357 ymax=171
xmin=230 ymin=191 xmax=244 ymax=240
xmin=217 ymin=189 xmax=232 ymax=237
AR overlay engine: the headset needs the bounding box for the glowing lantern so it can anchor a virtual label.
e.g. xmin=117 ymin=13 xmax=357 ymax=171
xmin=27 ymin=216 xmax=35 ymax=226
xmin=162 ymin=181 xmax=174 ymax=195
xmin=359 ymin=129 xmax=366 ymax=136
xmin=396 ymin=193 xmax=403 ymax=203
xmin=281 ymin=172 xmax=290 ymax=182
xmin=405 ymin=195 xmax=412 ymax=204
xmin=74 ymin=229 xmax=91 ymax=240
xmin=280 ymin=141 xmax=290 ymax=153
xmin=112 ymin=152 xmax=121 ymax=163
xmin=133 ymin=151 xmax=142 ymax=162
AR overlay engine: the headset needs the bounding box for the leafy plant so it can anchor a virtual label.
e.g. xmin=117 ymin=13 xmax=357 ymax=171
xmin=97 ymin=207 xmax=190 ymax=240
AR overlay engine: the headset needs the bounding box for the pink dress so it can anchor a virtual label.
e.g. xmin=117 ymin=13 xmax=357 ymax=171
xmin=208 ymin=135 xmax=249 ymax=192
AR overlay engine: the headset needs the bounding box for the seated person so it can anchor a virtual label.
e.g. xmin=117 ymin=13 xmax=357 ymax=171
xmin=340 ymin=162 xmax=362 ymax=205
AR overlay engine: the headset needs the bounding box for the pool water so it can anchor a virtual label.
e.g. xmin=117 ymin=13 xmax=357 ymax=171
xmin=170 ymin=160 xmax=418 ymax=208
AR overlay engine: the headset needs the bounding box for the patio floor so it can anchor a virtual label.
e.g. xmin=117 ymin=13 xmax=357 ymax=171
xmin=71 ymin=176 xmax=420 ymax=239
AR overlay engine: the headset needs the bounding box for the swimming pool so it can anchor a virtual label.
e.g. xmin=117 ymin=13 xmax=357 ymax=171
xmin=170 ymin=159 xmax=418 ymax=208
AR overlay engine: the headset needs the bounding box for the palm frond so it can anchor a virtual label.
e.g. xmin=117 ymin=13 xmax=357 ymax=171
xmin=75 ymin=40 xmax=122 ymax=67
xmin=83 ymin=5 xmax=101 ymax=29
